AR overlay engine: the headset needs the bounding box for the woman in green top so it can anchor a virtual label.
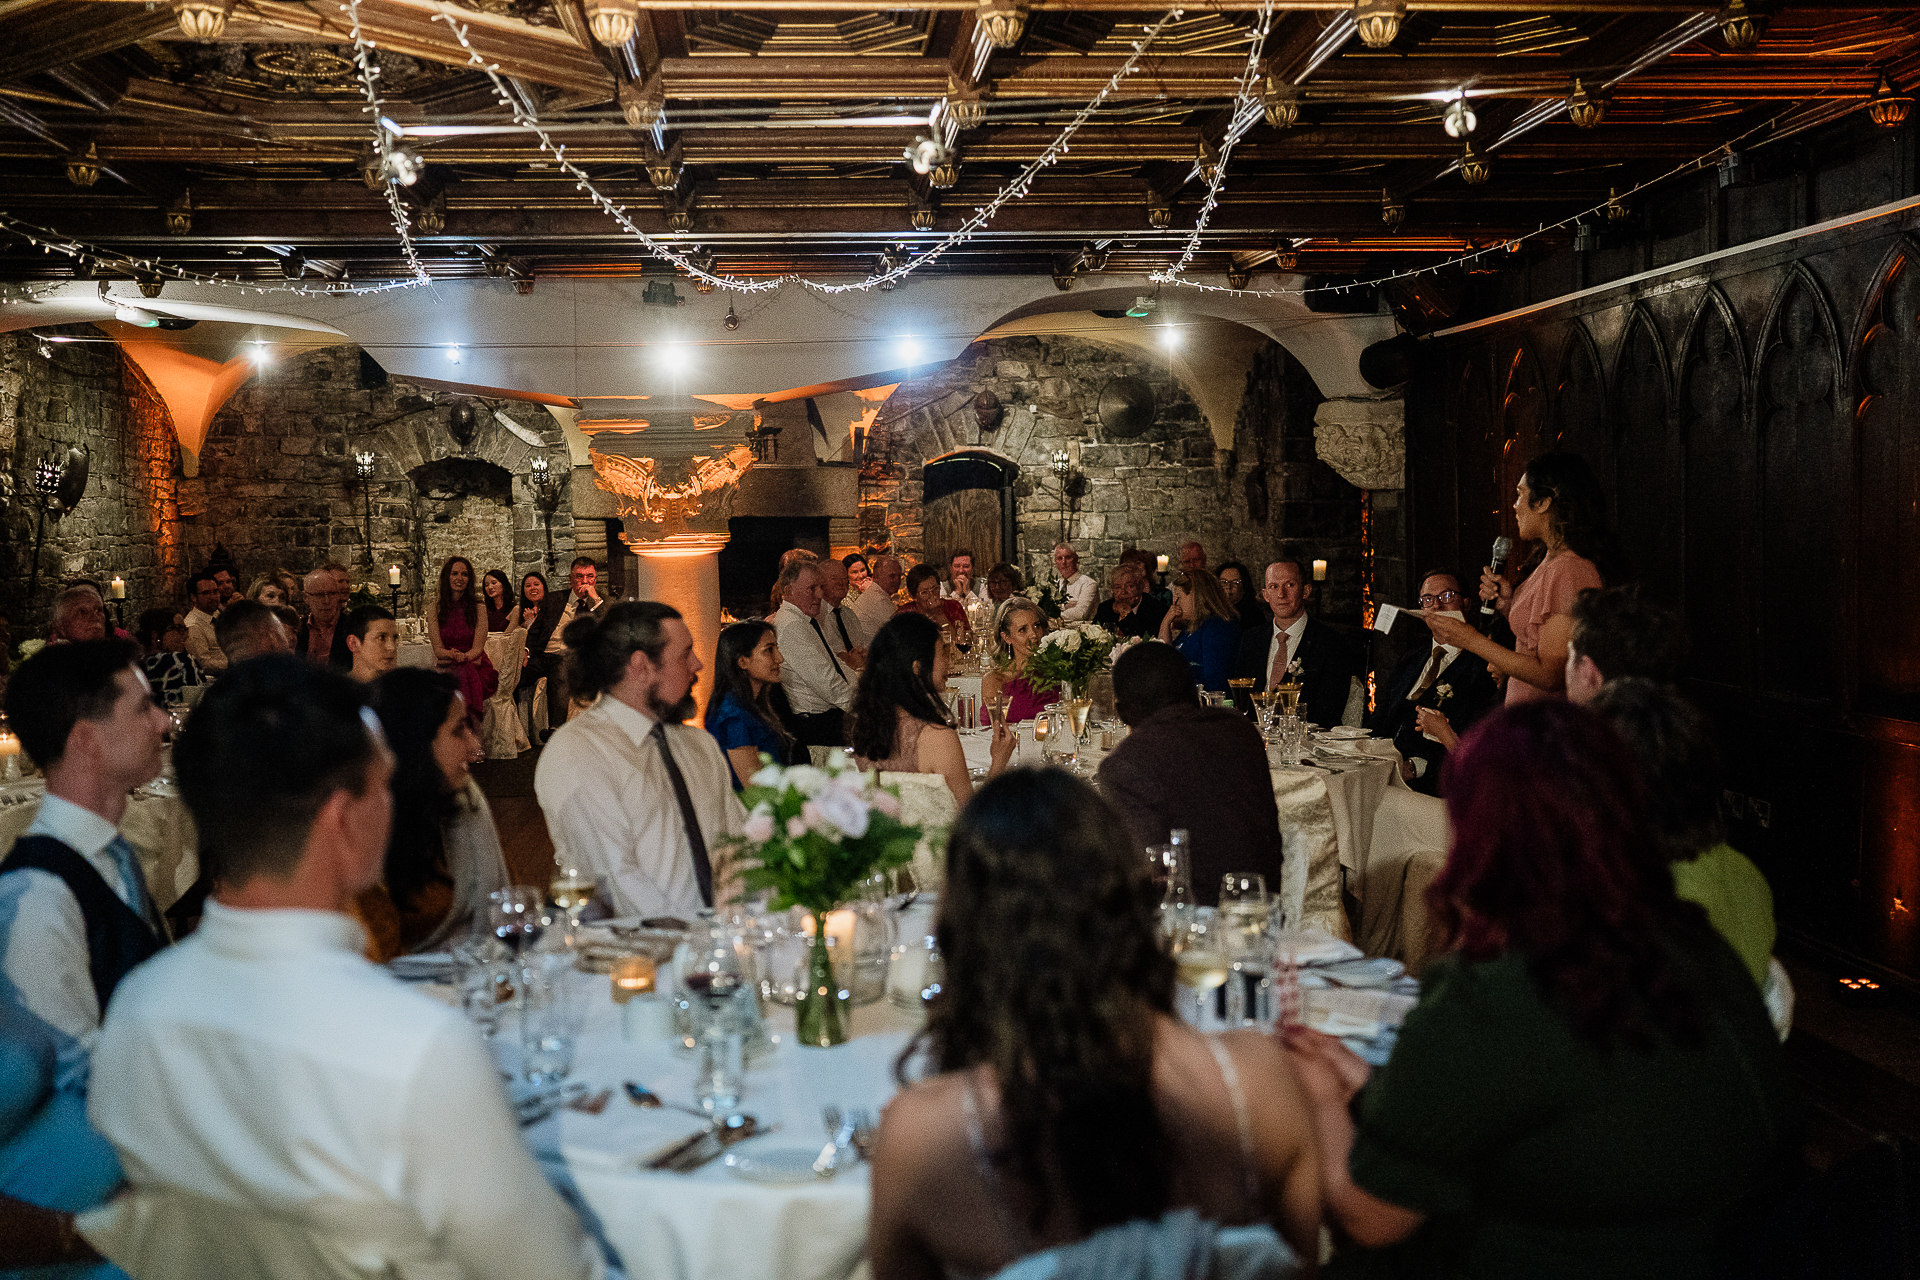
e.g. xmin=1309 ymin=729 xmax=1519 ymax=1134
xmin=1287 ymin=700 xmax=1793 ymax=1280
xmin=1588 ymin=676 xmax=1776 ymax=987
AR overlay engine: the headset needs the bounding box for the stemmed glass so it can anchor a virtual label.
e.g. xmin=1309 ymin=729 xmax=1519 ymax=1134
xmin=548 ymin=861 xmax=594 ymax=946
xmin=1171 ymin=913 xmax=1232 ymax=1030
xmin=488 ymin=886 xmax=547 ymax=957
xmin=1219 ymin=874 xmax=1272 ymax=1027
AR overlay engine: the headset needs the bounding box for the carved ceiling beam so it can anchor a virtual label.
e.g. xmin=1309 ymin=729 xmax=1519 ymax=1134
xmin=0 ymin=3 xmax=178 ymax=86
xmin=90 ymin=0 xmax=1733 ymax=10
xmin=229 ymin=0 xmax=615 ymax=97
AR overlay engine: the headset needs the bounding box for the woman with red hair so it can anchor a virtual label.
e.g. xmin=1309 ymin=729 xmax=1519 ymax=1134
xmin=1287 ymin=700 xmax=1791 ymax=1279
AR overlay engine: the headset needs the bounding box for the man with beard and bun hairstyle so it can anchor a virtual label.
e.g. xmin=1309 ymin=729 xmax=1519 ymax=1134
xmin=534 ymin=603 xmax=745 ymax=920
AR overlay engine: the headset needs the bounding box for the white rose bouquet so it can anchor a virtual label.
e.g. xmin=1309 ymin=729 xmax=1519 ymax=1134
xmin=1025 ymin=621 xmax=1117 ymax=697
xmin=1023 ymin=579 xmax=1068 ymax=621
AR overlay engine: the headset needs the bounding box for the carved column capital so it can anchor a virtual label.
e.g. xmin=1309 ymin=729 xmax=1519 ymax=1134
xmin=1312 ymin=395 xmax=1405 ymax=491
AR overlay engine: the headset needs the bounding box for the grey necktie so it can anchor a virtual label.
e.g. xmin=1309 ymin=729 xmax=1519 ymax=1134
xmin=105 ymin=834 xmax=163 ymax=939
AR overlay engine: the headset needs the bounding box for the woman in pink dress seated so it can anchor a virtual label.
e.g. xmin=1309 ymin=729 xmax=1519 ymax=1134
xmin=1421 ymin=452 xmax=1616 ymax=704
xmin=907 ymin=563 xmax=967 ymax=630
xmin=980 ymin=598 xmax=1057 ymax=725
xmin=428 ymin=555 xmax=498 ymax=738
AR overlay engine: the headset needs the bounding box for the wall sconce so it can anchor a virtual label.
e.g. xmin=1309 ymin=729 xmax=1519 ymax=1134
xmin=26 ymin=444 xmax=88 ymax=603
xmin=353 ymin=450 xmax=378 ymax=570
xmin=529 ymin=455 xmax=566 ymax=570
xmin=66 ymin=143 xmax=100 ymax=188
xmin=1051 ymin=448 xmax=1073 ymax=545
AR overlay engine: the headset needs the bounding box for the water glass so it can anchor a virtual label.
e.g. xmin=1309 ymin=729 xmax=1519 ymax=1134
xmin=1171 ymin=911 xmax=1232 ymax=1032
xmin=1041 ymin=710 xmax=1076 ymax=766
xmin=488 ymin=886 xmax=547 ymax=957
xmin=519 ymin=953 xmax=579 ymax=1085
xmin=453 ymin=936 xmax=508 ymax=1034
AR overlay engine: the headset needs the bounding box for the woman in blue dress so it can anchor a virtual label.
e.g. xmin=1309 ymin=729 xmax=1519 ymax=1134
xmin=705 ymin=621 xmax=804 ymax=789
xmin=1157 ymin=568 xmax=1239 ymax=692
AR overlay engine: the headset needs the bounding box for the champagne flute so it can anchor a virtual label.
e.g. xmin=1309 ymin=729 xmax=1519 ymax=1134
xmin=985 ymin=694 xmax=1010 ymax=731
xmin=1066 ymin=697 xmax=1093 ymax=743
xmin=1171 ymin=915 xmax=1232 ymax=1029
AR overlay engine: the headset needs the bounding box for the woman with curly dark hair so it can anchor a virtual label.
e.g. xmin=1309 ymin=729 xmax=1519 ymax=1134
xmin=848 ymin=612 xmax=1013 ymax=812
xmin=1421 ymin=452 xmax=1619 ymax=703
xmin=869 ymin=769 xmax=1321 ymax=1279
xmin=704 ymin=619 xmax=804 ymax=789
xmin=354 ymin=668 xmax=509 ymax=959
xmin=1285 ymin=700 xmax=1790 ymax=1277
xmin=428 ymin=555 xmax=497 ymax=736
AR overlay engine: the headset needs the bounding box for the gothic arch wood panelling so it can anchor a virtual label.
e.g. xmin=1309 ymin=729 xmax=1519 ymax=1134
xmin=1497 ymin=339 xmax=1547 ymax=544
xmin=1854 ymin=239 xmax=1920 ymax=716
xmin=1549 ymin=323 xmax=1609 ymax=488
xmin=1613 ymin=309 xmax=1679 ymax=606
xmin=1449 ymin=348 xmax=1503 ymax=561
xmin=1680 ymin=290 xmax=1756 ymax=692
xmin=1757 ymin=263 xmax=1846 ymax=706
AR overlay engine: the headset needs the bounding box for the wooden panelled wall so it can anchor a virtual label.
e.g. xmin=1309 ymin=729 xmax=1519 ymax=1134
xmin=1407 ymin=209 xmax=1920 ymax=983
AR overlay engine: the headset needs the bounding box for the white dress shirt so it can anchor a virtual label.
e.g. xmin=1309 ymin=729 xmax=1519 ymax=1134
xmin=89 ymin=902 xmax=600 ymax=1280
xmin=1059 ymin=572 xmax=1097 ymax=622
xmin=0 ymin=795 xmax=139 ymax=1089
xmin=1264 ymin=613 xmax=1311 ymax=683
xmin=183 ymin=607 xmax=227 ymax=673
xmin=822 ymin=600 xmax=867 ymax=653
xmin=940 ymin=579 xmax=987 ymax=602
xmin=850 ymin=580 xmax=897 ymax=641
xmin=774 ymin=600 xmax=853 ymax=715
xmin=546 ymin=593 xmax=593 ymax=655
xmin=535 ymin=695 xmax=747 ymax=920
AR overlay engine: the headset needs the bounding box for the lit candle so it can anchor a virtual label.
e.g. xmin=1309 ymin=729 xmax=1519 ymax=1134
xmin=1155 ymin=554 xmax=1169 ymax=573
xmin=0 ymin=733 xmax=19 ymax=758
xmin=109 ymin=576 xmax=125 ymax=600
xmin=1312 ymin=559 xmax=1328 ymax=582
xmin=610 ymin=955 xmax=656 ymax=1004
xmin=388 ymin=565 xmax=402 ymax=586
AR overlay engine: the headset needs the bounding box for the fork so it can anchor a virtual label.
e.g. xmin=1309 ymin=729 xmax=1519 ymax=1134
xmin=813 ymin=1106 xmax=856 ymax=1176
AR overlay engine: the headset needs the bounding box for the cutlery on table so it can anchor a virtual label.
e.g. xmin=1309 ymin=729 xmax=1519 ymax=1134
xmin=648 ymin=1113 xmax=765 ymax=1173
xmin=624 ymin=1081 xmax=715 ymax=1119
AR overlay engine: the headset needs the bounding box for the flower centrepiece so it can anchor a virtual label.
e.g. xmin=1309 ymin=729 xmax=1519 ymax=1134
xmin=722 ymin=752 xmax=923 ymax=1046
xmin=1022 ymin=620 xmax=1116 ymax=699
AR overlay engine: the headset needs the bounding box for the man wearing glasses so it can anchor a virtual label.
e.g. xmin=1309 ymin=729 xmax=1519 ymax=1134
xmin=294 ymin=565 xmax=353 ymax=674
xmin=1365 ymin=570 xmax=1501 ymax=795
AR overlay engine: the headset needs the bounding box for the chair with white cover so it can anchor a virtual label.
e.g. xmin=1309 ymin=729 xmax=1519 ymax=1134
xmin=482 ymin=628 xmax=528 ymax=759
xmin=878 ymin=771 xmax=957 ymax=891
xmin=78 ymin=1187 xmax=469 ymax=1280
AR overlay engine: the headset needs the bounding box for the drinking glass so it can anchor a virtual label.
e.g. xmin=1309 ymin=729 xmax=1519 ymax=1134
xmin=1171 ymin=913 xmax=1233 ymax=1031
xmin=985 ymin=694 xmax=1011 ymax=731
xmin=1227 ymin=677 xmax=1256 ymax=716
xmin=685 ymin=915 xmax=749 ymax=1114
xmin=1040 ymin=710 xmax=1076 ymax=766
xmin=1066 ymin=697 xmax=1093 ymax=744
xmin=488 ymin=887 xmax=547 ymax=957
xmin=1218 ymin=873 xmax=1272 ymax=954
xmin=519 ymin=951 xmax=579 ymax=1085
xmin=453 ymin=936 xmax=508 ymax=1035
xmin=547 ymin=862 xmax=595 ymax=946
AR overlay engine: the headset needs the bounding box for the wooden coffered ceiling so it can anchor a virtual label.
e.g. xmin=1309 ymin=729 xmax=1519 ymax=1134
xmin=0 ymin=1 xmax=1916 ymax=289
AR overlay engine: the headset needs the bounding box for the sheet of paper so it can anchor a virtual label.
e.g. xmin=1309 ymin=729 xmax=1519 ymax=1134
xmin=1373 ymin=603 xmax=1401 ymax=633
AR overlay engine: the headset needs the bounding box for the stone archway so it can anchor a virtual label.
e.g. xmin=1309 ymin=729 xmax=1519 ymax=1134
xmin=407 ymin=455 xmax=516 ymax=589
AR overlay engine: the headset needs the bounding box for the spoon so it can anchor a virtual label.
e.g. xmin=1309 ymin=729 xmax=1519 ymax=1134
xmin=624 ymin=1081 xmax=717 ymax=1119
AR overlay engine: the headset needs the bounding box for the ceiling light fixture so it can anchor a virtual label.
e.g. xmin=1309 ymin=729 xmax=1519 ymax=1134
xmin=112 ymin=303 xmax=161 ymax=327
xmin=65 ymin=143 xmax=101 ymax=188
xmin=1716 ymin=0 xmax=1765 ymax=51
xmin=1869 ymin=72 xmax=1914 ymax=130
xmin=171 ymin=0 xmax=234 ymax=40
xmin=445 ymin=345 xmax=463 ymax=363
xmin=1458 ymin=141 xmax=1491 ymax=186
xmin=1442 ymin=94 xmax=1476 ymax=139
xmin=724 ymin=306 xmax=739 ymax=331
xmin=583 ymin=0 xmax=638 ymax=48
xmin=1160 ymin=325 xmax=1181 ymax=350
xmin=902 ymin=135 xmax=948 ymax=176
xmin=37 ymin=341 xmax=52 ymax=360
xmin=1566 ymin=78 xmax=1606 ymax=129
xmin=1352 ymin=0 xmax=1404 ymax=50
xmin=1125 ymin=296 xmax=1157 ymax=318
xmin=1605 ymin=188 xmax=1631 ymax=223
xmin=251 ymin=341 xmax=272 ymax=365
xmin=896 ymin=337 xmax=923 ymax=364
xmin=1381 ymin=189 xmax=1406 ymax=230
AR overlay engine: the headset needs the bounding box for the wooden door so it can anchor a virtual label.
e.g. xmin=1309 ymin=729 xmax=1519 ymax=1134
xmin=923 ymin=489 xmax=1002 ymax=572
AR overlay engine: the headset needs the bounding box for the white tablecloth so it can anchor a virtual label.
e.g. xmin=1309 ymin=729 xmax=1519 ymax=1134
xmin=548 ymin=973 xmax=921 ymax=1280
xmin=0 ymin=779 xmax=198 ymax=913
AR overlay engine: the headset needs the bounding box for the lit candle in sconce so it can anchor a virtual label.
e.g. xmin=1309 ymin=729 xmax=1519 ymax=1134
xmin=0 ymin=732 xmax=19 ymax=759
xmin=1156 ymin=554 xmax=1170 ymax=573
xmin=388 ymin=565 xmax=402 ymax=587
xmin=109 ymin=576 xmax=125 ymax=600
xmin=1312 ymin=559 xmax=1328 ymax=582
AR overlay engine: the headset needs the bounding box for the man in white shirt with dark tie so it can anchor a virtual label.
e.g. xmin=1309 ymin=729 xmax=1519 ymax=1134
xmin=0 ymin=640 xmax=172 ymax=1091
xmin=536 ymin=601 xmax=746 ymax=919
xmin=1052 ymin=543 xmax=1098 ymax=622
xmin=817 ymin=556 xmax=869 ymax=662
xmin=88 ymin=657 xmax=601 ymax=1279
xmin=773 ymin=560 xmax=855 ymax=748
xmin=182 ymin=571 xmax=227 ymax=673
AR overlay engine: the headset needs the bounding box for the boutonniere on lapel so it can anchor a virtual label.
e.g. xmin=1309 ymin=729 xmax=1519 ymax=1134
xmin=1435 ymin=683 xmax=1453 ymax=705
xmin=1285 ymin=657 xmax=1304 ymax=680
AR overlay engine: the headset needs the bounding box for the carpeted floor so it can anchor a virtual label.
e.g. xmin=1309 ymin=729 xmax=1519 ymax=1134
xmin=470 ymin=749 xmax=554 ymax=889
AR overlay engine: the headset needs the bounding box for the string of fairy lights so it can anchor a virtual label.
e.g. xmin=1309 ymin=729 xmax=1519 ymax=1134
xmin=0 ymin=6 xmax=1887 ymax=307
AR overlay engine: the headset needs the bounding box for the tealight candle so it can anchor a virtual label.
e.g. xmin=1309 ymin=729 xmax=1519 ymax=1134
xmin=1312 ymin=559 xmax=1328 ymax=582
xmin=1156 ymin=554 xmax=1170 ymax=573
xmin=610 ymin=955 xmax=656 ymax=1004
xmin=109 ymin=576 xmax=125 ymax=600
xmin=388 ymin=564 xmax=402 ymax=586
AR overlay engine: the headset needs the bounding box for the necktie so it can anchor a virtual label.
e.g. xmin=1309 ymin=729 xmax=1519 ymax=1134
xmin=1411 ymin=646 xmax=1448 ymax=698
xmin=650 ymin=723 xmax=714 ymax=907
xmin=1269 ymin=629 xmax=1292 ymax=689
xmin=830 ymin=607 xmax=853 ymax=652
xmin=105 ymin=834 xmax=163 ymax=939
xmin=810 ymin=617 xmax=847 ymax=680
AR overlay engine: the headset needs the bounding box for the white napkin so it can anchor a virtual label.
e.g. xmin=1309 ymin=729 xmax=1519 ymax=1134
xmin=1268 ymin=929 xmax=1363 ymax=966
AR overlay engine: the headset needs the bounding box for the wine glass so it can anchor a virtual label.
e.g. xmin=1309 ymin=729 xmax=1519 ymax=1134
xmin=1171 ymin=913 xmax=1232 ymax=1030
xmin=488 ymin=886 xmax=547 ymax=957
xmin=1218 ymin=873 xmax=1271 ymax=953
xmin=548 ymin=862 xmax=595 ymax=945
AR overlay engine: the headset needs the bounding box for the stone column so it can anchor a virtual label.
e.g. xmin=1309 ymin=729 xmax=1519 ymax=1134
xmin=625 ymin=535 xmax=725 ymax=723
xmin=1311 ymin=395 xmax=1405 ymax=492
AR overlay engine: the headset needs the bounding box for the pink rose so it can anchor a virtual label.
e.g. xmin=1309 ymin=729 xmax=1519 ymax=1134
xmin=742 ymin=813 xmax=775 ymax=843
xmin=786 ymin=816 xmax=808 ymax=839
xmin=801 ymin=801 xmax=823 ymax=829
xmin=869 ymin=790 xmax=901 ymax=820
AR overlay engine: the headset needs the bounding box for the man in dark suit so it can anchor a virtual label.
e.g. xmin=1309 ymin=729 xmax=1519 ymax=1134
xmin=522 ymin=557 xmax=606 ymax=739
xmin=1232 ymin=558 xmax=1362 ymax=728
xmin=1365 ymin=571 xmax=1503 ymax=795
xmin=293 ymin=565 xmax=352 ymax=674
xmin=1091 ymin=561 xmax=1168 ymax=640
xmin=1096 ymin=642 xmax=1283 ymax=907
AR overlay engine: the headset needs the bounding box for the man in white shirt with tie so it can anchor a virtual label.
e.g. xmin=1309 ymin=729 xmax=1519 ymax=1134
xmin=1052 ymin=543 xmax=1098 ymax=622
xmin=817 ymin=556 xmax=869 ymax=662
xmin=182 ymin=571 xmax=227 ymax=673
xmin=0 ymin=640 xmax=172 ymax=1091
xmin=536 ymin=601 xmax=746 ymax=919
xmin=773 ymin=560 xmax=855 ymax=748
xmin=89 ymin=657 xmax=602 ymax=1279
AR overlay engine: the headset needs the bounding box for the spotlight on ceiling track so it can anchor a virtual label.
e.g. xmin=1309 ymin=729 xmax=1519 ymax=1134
xmin=896 ymin=337 xmax=923 ymax=365
xmin=902 ymin=136 xmax=948 ymax=176
xmin=1442 ymin=94 xmax=1476 ymax=139
xmin=1125 ymin=296 xmax=1157 ymax=318
xmin=445 ymin=345 xmax=463 ymax=364
xmin=112 ymin=304 xmax=161 ymax=328
xmin=37 ymin=341 xmax=52 ymax=360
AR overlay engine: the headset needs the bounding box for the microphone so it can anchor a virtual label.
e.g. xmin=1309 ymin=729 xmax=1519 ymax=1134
xmin=1481 ymin=537 xmax=1512 ymax=616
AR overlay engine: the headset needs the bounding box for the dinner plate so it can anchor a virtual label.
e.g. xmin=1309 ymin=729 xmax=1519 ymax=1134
xmin=1318 ymin=727 xmax=1371 ymax=740
xmin=723 ymin=1147 xmax=827 ymax=1186
xmin=388 ymin=953 xmax=454 ymax=981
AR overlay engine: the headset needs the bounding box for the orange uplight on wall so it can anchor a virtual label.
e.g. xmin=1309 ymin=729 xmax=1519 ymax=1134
xmin=112 ymin=334 xmax=258 ymax=476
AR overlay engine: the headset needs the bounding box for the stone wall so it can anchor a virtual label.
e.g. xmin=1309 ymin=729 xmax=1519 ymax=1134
xmin=865 ymin=333 xmax=1369 ymax=625
xmin=182 ymin=347 xmax=576 ymax=606
xmin=0 ymin=328 xmax=183 ymax=638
